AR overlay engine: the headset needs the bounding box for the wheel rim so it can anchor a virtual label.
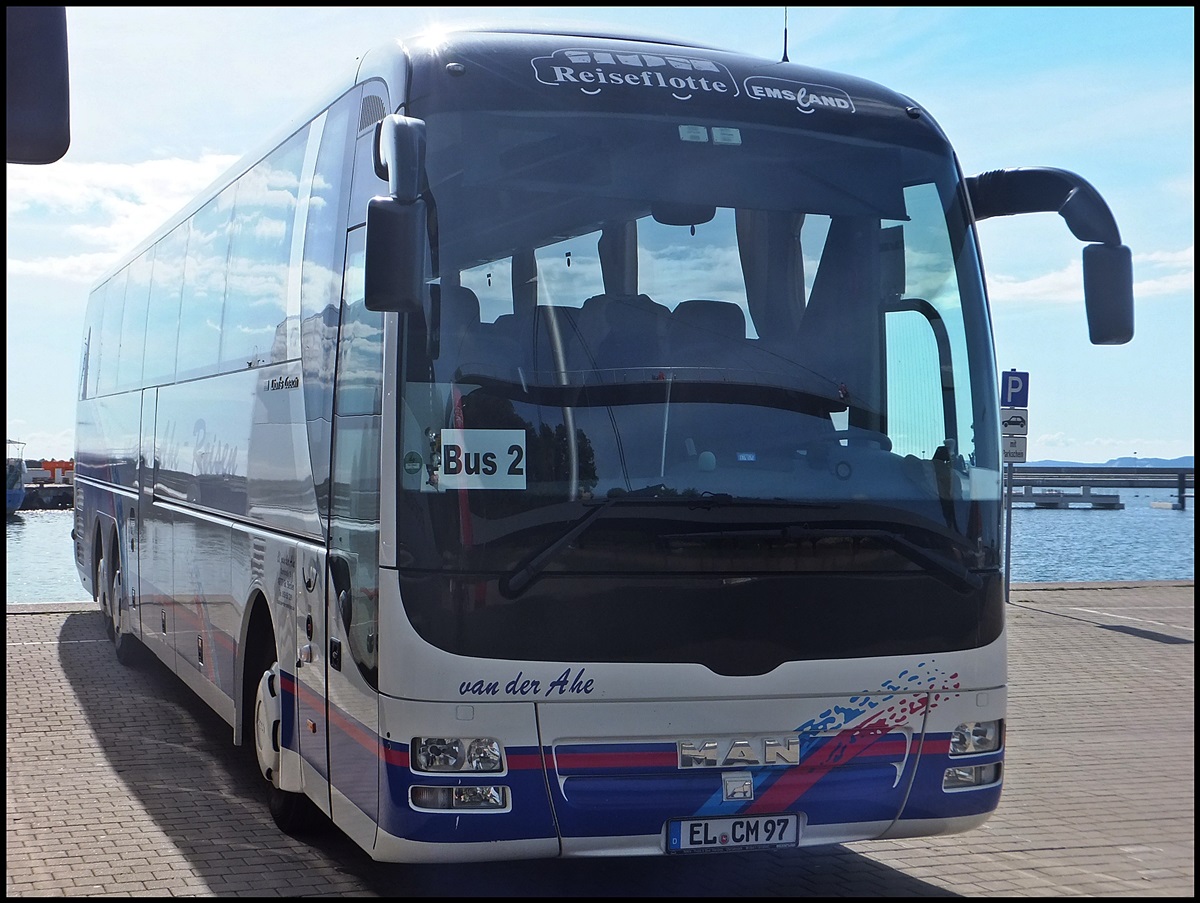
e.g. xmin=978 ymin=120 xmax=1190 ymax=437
xmin=254 ymin=663 xmax=283 ymax=784
xmin=111 ymin=567 xmax=124 ymax=636
xmin=96 ymin=558 xmax=109 ymax=617
xmin=97 ymin=558 xmax=115 ymax=639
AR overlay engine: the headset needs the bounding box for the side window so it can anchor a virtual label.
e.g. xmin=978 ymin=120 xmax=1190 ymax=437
xmin=222 ymin=128 xmax=309 ymax=372
xmin=176 ymin=188 xmax=234 ymax=381
xmin=884 ymin=184 xmax=973 ymax=460
xmin=96 ymin=268 xmax=128 ymax=396
xmin=117 ymin=249 xmax=154 ymax=392
xmin=301 ymin=89 xmax=358 ymax=520
xmin=143 ymin=223 xmax=189 ymax=385
xmin=534 ymin=234 xmax=605 ymax=308
xmin=885 ymin=308 xmax=947 ymax=458
xmin=330 ymin=227 xmax=382 ymax=686
xmin=461 ymin=258 xmax=515 ymax=324
xmin=79 ymin=283 xmax=104 ymax=400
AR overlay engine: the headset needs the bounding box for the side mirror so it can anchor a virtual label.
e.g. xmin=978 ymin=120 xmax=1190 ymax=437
xmin=364 ymin=115 xmax=429 ymax=313
xmin=6 ymin=7 xmax=71 ymax=164
xmin=1082 ymin=243 xmax=1134 ymax=345
xmin=966 ymin=166 xmax=1134 ymax=345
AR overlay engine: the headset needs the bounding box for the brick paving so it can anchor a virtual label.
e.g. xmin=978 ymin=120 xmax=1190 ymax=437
xmin=6 ymin=581 xmax=1194 ymax=897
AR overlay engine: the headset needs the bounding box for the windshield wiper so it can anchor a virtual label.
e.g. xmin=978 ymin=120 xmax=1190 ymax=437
xmin=455 ymin=372 xmax=843 ymax=418
xmin=499 ymin=489 xmax=839 ymax=598
xmin=804 ymin=526 xmax=982 ymax=592
xmin=662 ymin=523 xmax=982 ymax=593
xmin=499 ymin=484 xmax=672 ymax=597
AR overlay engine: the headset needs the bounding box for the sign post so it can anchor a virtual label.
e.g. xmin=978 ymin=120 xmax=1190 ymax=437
xmin=1000 ymin=370 xmax=1029 ymax=603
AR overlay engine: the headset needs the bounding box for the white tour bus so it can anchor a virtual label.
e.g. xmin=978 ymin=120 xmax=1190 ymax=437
xmin=73 ymin=24 xmax=1133 ymax=862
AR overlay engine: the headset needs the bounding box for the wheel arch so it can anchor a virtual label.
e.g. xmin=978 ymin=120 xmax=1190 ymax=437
xmin=89 ymin=522 xmax=106 ymax=600
xmin=236 ymin=589 xmax=277 ymax=748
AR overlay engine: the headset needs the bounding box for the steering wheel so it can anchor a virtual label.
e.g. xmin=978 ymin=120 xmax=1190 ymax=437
xmin=801 ymin=428 xmax=893 ymax=453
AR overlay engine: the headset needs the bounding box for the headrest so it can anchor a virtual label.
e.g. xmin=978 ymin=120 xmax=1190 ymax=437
xmin=438 ymin=284 xmax=481 ymax=326
xmin=583 ymin=293 xmax=668 ymax=331
xmin=673 ymin=299 xmax=746 ymax=339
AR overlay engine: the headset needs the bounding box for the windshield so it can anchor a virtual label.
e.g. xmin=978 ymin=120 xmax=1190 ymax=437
xmin=389 ymin=36 xmax=1004 ymax=666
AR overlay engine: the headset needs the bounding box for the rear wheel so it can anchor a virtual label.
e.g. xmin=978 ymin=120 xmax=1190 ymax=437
xmin=111 ymin=565 xmax=142 ymax=666
xmin=96 ymin=555 xmax=115 ymax=641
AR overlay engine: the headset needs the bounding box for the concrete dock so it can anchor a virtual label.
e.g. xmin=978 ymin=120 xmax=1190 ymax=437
xmin=6 ymin=581 xmax=1194 ymax=897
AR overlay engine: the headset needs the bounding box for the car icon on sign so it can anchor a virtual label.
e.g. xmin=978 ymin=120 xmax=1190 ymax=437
xmin=1002 ymin=415 xmax=1026 ymax=429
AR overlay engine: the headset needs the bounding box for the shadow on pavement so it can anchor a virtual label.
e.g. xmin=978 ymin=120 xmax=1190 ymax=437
xmin=55 ymin=610 xmax=956 ymax=897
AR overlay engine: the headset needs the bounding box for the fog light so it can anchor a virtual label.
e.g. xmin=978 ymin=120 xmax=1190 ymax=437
xmin=410 ymin=785 xmax=509 ymax=810
xmin=943 ymin=763 xmax=1001 ymax=790
xmin=410 ymin=785 xmax=453 ymax=809
xmin=950 ymin=720 xmax=1002 ymax=756
xmin=412 ymin=736 xmax=503 ymax=772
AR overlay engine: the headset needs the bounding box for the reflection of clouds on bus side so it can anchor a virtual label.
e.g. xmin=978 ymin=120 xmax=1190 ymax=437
xmin=233 ymin=163 xmax=302 ymax=212
xmin=343 ymin=257 xmax=366 ymax=302
xmin=248 ymin=216 xmax=289 ymax=242
xmin=225 ymin=257 xmax=289 ymax=311
xmin=301 ymin=264 xmax=342 ymax=308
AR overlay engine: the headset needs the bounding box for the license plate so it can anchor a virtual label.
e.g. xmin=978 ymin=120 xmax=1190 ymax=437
xmin=667 ymin=813 xmax=800 ymax=853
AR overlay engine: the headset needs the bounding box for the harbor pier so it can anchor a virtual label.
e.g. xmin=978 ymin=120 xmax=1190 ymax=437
xmin=1008 ymin=465 xmax=1193 ymax=511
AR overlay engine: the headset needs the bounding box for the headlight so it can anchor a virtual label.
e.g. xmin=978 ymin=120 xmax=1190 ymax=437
xmin=412 ymin=736 xmax=503 ymax=772
xmin=950 ymin=720 xmax=1002 ymax=756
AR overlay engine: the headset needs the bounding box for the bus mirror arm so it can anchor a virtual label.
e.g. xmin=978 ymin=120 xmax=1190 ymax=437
xmin=966 ymin=166 xmax=1134 ymax=345
xmin=374 ymin=114 xmax=426 ymax=202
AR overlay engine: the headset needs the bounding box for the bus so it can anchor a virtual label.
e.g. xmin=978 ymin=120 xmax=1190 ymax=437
xmin=73 ymin=24 xmax=1133 ymax=862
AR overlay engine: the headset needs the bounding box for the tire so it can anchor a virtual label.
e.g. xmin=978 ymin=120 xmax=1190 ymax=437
xmin=111 ymin=566 xmax=143 ymax=666
xmin=96 ymin=556 xmax=115 ymax=641
xmin=252 ymin=655 xmax=319 ymax=834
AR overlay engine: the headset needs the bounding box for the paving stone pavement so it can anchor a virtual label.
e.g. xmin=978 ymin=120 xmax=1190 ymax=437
xmin=6 ymin=581 xmax=1194 ymax=897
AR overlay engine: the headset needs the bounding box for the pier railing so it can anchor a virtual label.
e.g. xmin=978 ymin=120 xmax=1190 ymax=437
xmin=1008 ymin=466 xmax=1194 ymax=510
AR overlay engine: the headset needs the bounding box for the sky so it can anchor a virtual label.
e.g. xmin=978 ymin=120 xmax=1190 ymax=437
xmin=6 ymin=6 xmax=1194 ymax=464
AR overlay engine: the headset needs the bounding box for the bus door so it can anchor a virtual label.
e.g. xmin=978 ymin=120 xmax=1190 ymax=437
xmin=324 ymin=224 xmax=386 ymax=833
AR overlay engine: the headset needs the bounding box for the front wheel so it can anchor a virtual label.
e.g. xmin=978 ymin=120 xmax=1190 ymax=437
xmin=253 ymin=659 xmax=319 ymax=834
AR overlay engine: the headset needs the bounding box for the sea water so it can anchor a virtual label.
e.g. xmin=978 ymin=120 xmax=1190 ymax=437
xmin=6 ymin=490 xmax=1194 ymax=605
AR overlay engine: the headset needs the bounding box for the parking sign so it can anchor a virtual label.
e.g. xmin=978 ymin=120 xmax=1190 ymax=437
xmin=1001 ymin=370 xmax=1029 ymax=408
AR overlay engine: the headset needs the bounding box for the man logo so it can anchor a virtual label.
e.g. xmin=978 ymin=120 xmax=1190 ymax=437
xmin=679 ymin=737 xmax=801 ymax=768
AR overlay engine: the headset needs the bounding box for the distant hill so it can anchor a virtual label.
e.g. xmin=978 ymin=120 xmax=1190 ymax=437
xmin=1024 ymin=456 xmax=1193 ymax=468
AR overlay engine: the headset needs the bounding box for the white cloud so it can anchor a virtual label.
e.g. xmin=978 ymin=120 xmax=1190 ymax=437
xmin=987 ymin=260 xmax=1086 ymax=305
xmin=1138 ymin=245 xmax=1193 ymax=268
xmin=987 ymin=245 xmax=1194 ymax=306
xmin=5 ymin=251 xmax=124 ymax=282
xmin=5 ymin=155 xmax=239 ymax=281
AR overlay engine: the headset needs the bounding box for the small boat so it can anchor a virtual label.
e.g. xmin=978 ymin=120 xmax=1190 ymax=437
xmin=7 ymin=440 xmax=28 ymax=515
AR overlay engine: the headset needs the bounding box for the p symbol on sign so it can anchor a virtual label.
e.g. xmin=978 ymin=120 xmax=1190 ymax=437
xmin=1002 ymin=370 xmax=1029 ymax=408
